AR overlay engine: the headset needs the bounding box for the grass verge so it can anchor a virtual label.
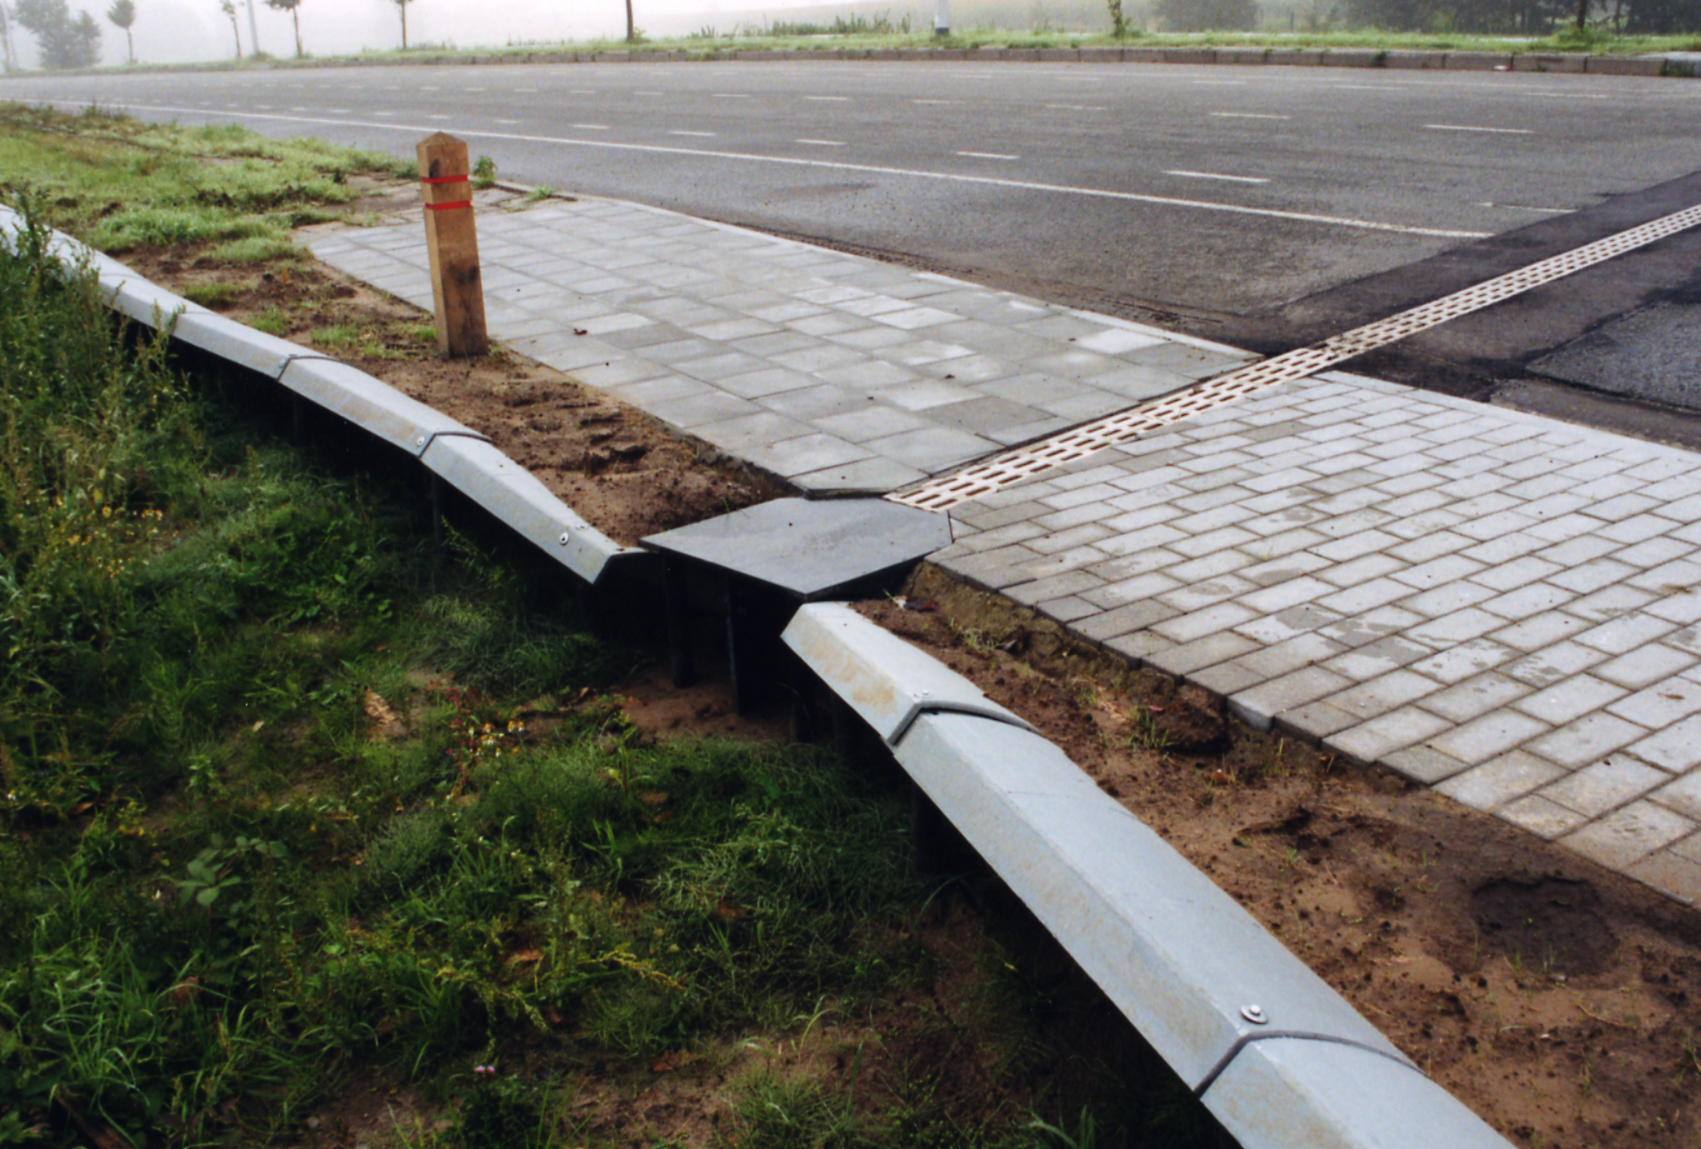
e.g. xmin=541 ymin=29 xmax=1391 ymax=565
xmin=0 ymin=140 xmax=1220 ymax=1145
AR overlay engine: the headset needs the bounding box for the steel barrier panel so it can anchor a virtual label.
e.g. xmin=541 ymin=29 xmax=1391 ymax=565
xmin=278 ymin=357 xmax=485 ymax=458
xmin=420 ymin=435 xmax=638 ymax=585
xmin=781 ymin=603 xmax=1036 ymax=744
xmin=98 ymin=272 xmax=205 ymax=330
xmin=1205 ymin=1038 xmax=1511 ymax=1149
xmin=894 ymin=712 xmax=1408 ymax=1091
xmin=170 ymin=309 xmax=322 ymax=380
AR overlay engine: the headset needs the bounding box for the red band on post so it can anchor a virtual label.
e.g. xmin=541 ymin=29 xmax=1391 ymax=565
xmin=422 ymin=174 xmax=470 ymax=185
xmin=426 ymin=200 xmax=473 ymax=211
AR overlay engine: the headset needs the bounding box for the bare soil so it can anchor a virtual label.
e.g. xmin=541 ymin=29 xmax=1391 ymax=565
xmin=126 ymin=184 xmax=1701 ymax=1149
xmin=861 ymin=569 xmax=1701 ymax=1149
xmin=123 ymin=182 xmax=772 ymax=547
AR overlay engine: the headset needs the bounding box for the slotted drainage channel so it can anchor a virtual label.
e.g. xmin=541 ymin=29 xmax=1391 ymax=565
xmin=892 ymin=201 xmax=1701 ymax=512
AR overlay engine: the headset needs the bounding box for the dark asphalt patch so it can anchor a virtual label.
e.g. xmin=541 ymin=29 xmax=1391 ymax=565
xmin=1225 ymin=169 xmax=1701 ymax=446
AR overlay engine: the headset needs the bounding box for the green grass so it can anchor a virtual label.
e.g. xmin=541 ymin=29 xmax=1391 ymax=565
xmin=0 ymin=203 xmax=1220 ymax=1148
xmin=0 ymin=103 xmax=410 ymax=257
xmin=179 ymin=281 xmax=243 ymax=309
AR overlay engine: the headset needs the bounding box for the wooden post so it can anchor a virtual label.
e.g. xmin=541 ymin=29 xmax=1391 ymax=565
xmin=416 ymin=132 xmax=488 ymax=358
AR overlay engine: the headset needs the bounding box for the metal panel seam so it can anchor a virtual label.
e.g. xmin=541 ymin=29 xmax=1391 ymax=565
xmin=417 ymin=428 xmax=493 ymax=454
xmin=1193 ymin=1031 xmax=1420 ymax=1098
xmin=888 ymin=701 xmax=1037 ymax=747
xmin=270 ymin=352 xmax=343 ymax=380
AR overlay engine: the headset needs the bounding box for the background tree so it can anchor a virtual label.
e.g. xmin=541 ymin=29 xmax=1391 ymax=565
xmin=217 ymin=0 xmax=239 ymax=57
xmin=265 ymin=0 xmax=300 ymax=55
xmin=1154 ymin=0 xmax=1258 ymax=29
xmin=105 ymin=0 xmax=132 ymax=62
xmin=1106 ymin=0 xmax=1129 ymax=36
xmin=0 ymin=3 xmax=20 ymax=70
xmin=625 ymin=0 xmax=635 ymax=40
xmin=13 ymin=0 xmax=100 ymax=68
xmin=391 ymin=0 xmax=414 ymax=48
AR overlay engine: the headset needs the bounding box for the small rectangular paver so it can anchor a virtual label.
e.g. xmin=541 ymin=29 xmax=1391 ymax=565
xmin=1437 ymin=750 xmax=1568 ymax=812
xmin=1426 ymin=710 xmax=1549 ymax=766
xmin=1328 ymin=707 xmax=1454 ymax=768
xmin=1228 ymin=666 xmax=1353 ymax=732
xmin=1559 ymin=800 xmax=1697 ymax=870
xmin=1537 ymin=755 xmax=1668 ymax=817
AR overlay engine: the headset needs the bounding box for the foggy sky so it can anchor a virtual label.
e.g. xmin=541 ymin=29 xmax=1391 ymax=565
xmin=13 ymin=0 xmax=846 ymax=70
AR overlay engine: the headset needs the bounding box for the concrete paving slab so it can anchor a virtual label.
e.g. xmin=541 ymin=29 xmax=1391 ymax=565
xmin=306 ymin=193 xmax=1701 ymax=908
xmin=642 ymin=497 xmax=951 ymax=601
xmin=929 ymin=368 xmax=1701 ymax=905
xmin=304 ymin=193 xmax=1247 ymax=489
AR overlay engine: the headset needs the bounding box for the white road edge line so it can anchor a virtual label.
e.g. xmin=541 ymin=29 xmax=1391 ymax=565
xmin=93 ymin=103 xmax=1493 ymax=241
xmin=1166 ymin=170 xmax=1269 ymax=185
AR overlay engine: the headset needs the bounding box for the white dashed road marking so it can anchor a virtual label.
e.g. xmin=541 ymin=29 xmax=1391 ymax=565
xmin=571 ymin=123 xmax=610 ymax=131
xmin=804 ymin=95 xmax=849 ymax=101
xmin=670 ymin=130 xmax=716 ymax=137
xmin=1047 ymin=104 xmax=1106 ymax=111
xmin=91 ymin=103 xmax=1494 ymax=241
xmin=958 ymin=151 xmax=1019 ymax=160
xmin=1166 ymin=170 xmax=1268 ymax=185
xmin=1211 ymin=112 xmax=1291 ymax=120
xmin=1426 ymin=124 xmax=1533 ymax=135
xmin=796 ymin=139 xmax=845 ymax=147
xmin=1481 ymin=201 xmax=1573 ymax=214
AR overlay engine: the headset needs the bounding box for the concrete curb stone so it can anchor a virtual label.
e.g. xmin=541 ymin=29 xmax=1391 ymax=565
xmin=1445 ymin=51 xmax=1514 ymax=69
xmin=1514 ymin=52 xmax=1588 ymax=72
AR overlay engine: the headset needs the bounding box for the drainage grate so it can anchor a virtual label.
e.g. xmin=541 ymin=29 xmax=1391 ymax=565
xmin=891 ymin=202 xmax=1701 ymax=512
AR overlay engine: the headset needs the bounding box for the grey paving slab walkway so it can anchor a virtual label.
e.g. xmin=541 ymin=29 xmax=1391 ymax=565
xmin=304 ymin=193 xmax=1701 ymax=908
xmin=935 ymin=370 xmax=1701 ymax=906
xmin=303 ymin=193 xmax=1254 ymax=493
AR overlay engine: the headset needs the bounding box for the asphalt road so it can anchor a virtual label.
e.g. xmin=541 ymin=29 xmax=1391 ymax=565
xmin=6 ymin=59 xmax=1701 ymax=431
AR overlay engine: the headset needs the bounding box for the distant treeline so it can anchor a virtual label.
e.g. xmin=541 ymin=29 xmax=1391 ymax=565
xmin=1329 ymin=0 xmax=1700 ymax=33
xmin=678 ymin=0 xmax=1700 ymax=35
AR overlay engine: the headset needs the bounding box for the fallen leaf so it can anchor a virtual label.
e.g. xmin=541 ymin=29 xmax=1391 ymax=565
xmin=363 ymin=690 xmax=405 ymax=741
xmin=638 ymin=790 xmax=669 ymax=806
xmin=505 ymin=948 xmax=542 ymax=965
xmin=650 ymin=1050 xmax=697 ymax=1073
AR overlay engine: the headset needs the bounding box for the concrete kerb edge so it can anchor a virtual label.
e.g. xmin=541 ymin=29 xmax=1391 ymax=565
xmin=2 ymin=204 xmax=639 ymax=587
xmin=781 ymin=602 xmax=1514 ymax=1149
xmin=5 ymin=46 xmax=1693 ymax=79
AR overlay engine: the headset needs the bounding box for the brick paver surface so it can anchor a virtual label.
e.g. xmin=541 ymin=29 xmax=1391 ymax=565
xmin=935 ymin=370 xmax=1701 ymax=906
xmin=303 ymin=194 xmax=1253 ymax=492
xmin=307 ymin=195 xmax=1701 ymax=908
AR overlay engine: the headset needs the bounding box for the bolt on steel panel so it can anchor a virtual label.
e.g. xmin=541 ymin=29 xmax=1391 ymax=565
xmin=421 ymin=435 xmax=639 ymax=586
xmin=895 ymin=711 xmax=1408 ymax=1092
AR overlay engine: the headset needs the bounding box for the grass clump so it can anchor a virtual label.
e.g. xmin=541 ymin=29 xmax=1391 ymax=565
xmin=0 ymin=203 xmax=1058 ymax=1148
xmin=0 ymin=103 xmax=406 ymax=260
